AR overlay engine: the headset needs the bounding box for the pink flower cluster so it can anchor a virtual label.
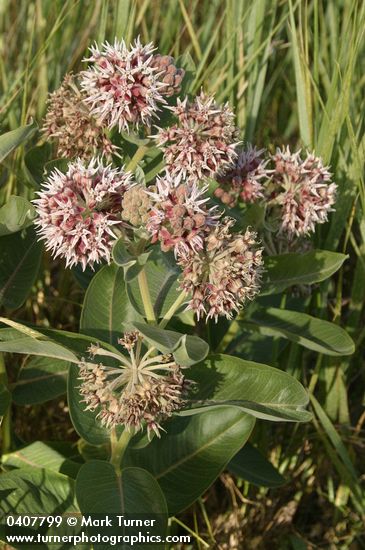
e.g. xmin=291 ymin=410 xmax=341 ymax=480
xmin=80 ymin=38 xmax=167 ymax=132
xmin=146 ymin=180 xmax=263 ymax=321
xmin=267 ymin=147 xmax=337 ymax=237
xmin=214 ymin=146 xmax=269 ymax=206
xmin=178 ymin=219 xmax=263 ymax=321
xmin=33 ymin=158 xmax=133 ymax=270
xmin=155 ymin=92 xmax=239 ymax=183
xmin=36 ymin=37 xmax=338 ymax=322
xmin=147 ymin=175 xmax=219 ymax=257
xmin=214 ymin=145 xmax=337 ymax=239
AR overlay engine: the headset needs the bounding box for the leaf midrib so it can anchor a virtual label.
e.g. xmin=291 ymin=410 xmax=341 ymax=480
xmin=156 ymin=414 xmax=251 ymax=480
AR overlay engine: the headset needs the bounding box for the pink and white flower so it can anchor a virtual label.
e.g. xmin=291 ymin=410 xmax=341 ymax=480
xmin=80 ymin=38 xmax=167 ymax=132
xmin=178 ymin=218 xmax=263 ymax=321
xmin=33 ymin=158 xmax=133 ymax=270
xmin=146 ymin=174 xmax=219 ymax=257
xmin=155 ymin=92 xmax=239 ymax=183
xmin=215 ymin=145 xmax=269 ymax=206
xmin=266 ymin=147 xmax=337 ymax=237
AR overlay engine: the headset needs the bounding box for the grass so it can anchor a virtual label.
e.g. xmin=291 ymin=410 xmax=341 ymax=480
xmin=1 ymin=0 xmax=364 ymax=548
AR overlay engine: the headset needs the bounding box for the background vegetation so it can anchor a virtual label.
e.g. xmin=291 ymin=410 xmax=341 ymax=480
xmin=0 ymin=0 xmax=364 ymax=548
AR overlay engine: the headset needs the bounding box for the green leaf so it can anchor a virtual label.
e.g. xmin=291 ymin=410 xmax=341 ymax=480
xmin=288 ymin=0 xmax=312 ymax=148
xmin=0 ymin=196 xmax=36 ymax=236
xmin=176 ymin=51 xmax=196 ymax=94
xmin=0 ymin=333 xmax=78 ymax=362
xmin=310 ymin=394 xmax=358 ymax=481
xmin=0 ymin=320 xmax=79 ymax=362
xmin=68 ymin=363 xmax=112 ymax=446
xmin=76 ymin=462 xmax=168 ymax=549
xmin=2 ymin=441 xmax=80 ymax=478
xmin=261 ymin=250 xmax=347 ymax=295
xmin=0 ymin=121 xmax=37 ymax=163
xmin=112 ymin=239 xmax=136 ymax=267
xmin=242 ymin=307 xmax=355 ymax=356
xmin=0 ymin=227 xmax=42 ymax=309
xmin=0 ymin=321 xmax=119 ymax=361
xmin=24 ymin=142 xmax=52 ymax=185
xmin=80 ymin=263 xmax=141 ymax=346
xmin=121 ymin=248 xmax=182 ymax=319
xmin=181 ymin=354 xmax=312 ymax=422
xmin=0 ymin=468 xmax=80 ymax=550
xmin=120 ymin=131 xmax=150 ymax=146
xmin=12 ymin=356 xmax=68 ymax=405
xmin=133 ymin=321 xmax=209 ymax=367
xmin=0 ymin=383 xmax=11 ymax=415
xmin=227 ymin=443 xmax=286 ymax=487
xmin=125 ymin=408 xmax=255 ymax=514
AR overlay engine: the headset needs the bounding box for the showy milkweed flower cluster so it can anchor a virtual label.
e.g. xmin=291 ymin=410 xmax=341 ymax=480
xmin=177 ymin=219 xmax=263 ymax=321
xmin=43 ymin=73 xmax=117 ymax=160
xmin=35 ymin=37 xmax=337 ymax=319
xmin=155 ymin=92 xmax=239 ymax=183
xmin=78 ymin=331 xmax=190 ymax=437
xmin=214 ymin=145 xmax=269 ymax=206
xmin=147 ymin=175 xmax=219 ymax=256
xmin=146 ymin=177 xmax=263 ymax=320
xmin=34 ymin=37 xmax=338 ymax=436
xmin=80 ymin=38 xmax=172 ymax=132
xmin=33 ymin=158 xmax=133 ymax=270
xmin=214 ymin=145 xmax=337 ymax=241
xmin=267 ymin=147 xmax=337 ymax=238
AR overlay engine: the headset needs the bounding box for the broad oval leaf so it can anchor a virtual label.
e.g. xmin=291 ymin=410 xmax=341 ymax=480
xmin=76 ymin=462 xmax=168 ymax=549
xmin=242 ymin=307 xmax=355 ymax=356
xmin=227 ymin=443 xmax=286 ymax=487
xmin=124 ymin=407 xmax=255 ymax=515
xmin=0 ymin=196 xmax=35 ymax=236
xmin=0 ymin=322 xmax=120 ymax=360
xmin=261 ymin=250 xmax=347 ymax=295
xmin=0 ymin=333 xmax=78 ymax=362
xmin=68 ymin=363 xmax=113 ymax=446
xmin=123 ymin=249 xmax=182 ymax=319
xmin=2 ymin=441 xmax=80 ymax=479
xmin=181 ymin=354 xmax=312 ymax=422
xmin=0 ymin=468 xmax=80 ymax=550
xmin=80 ymin=263 xmax=141 ymax=346
xmin=0 ymin=121 xmax=37 ymax=163
xmin=0 ymin=227 xmax=42 ymax=309
xmin=12 ymin=356 xmax=68 ymax=405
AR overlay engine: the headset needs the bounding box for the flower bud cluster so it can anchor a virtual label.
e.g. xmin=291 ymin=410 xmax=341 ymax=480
xmin=121 ymin=184 xmax=152 ymax=227
xmin=150 ymin=54 xmax=185 ymax=97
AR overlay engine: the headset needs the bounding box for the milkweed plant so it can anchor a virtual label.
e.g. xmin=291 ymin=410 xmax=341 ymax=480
xmin=0 ymin=37 xmax=354 ymax=542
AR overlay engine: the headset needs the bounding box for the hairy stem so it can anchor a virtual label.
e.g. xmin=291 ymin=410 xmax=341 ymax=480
xmin=138 ymin=268 xmax=156 ymax=323
xmin=110 ymin=428 xmax=133 ymax=474
xmin=159 ymin=291 xmax=188 ymax=329
xmin=126 ymin=145 xmax=148 ymax=173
